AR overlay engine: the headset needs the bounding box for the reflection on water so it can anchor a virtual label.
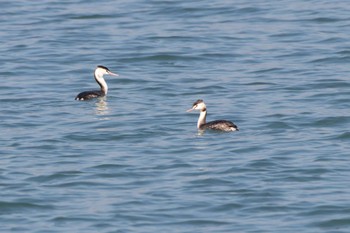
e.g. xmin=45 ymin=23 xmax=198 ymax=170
xmin=95 ymin=97 xmax=109 ymax=116
xmin=197 ymin=129 xmax=205 ymax=136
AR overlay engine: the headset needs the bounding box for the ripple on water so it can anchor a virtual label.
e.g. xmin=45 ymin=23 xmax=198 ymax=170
xmin=0 ymin=201 xmax=54 ymax=214
xmin=1 ymin=0 xmax=350 ymax=232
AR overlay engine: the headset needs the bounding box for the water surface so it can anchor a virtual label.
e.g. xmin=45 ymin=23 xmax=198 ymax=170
xmin=1 ymin=0 xmax=350 ymax=232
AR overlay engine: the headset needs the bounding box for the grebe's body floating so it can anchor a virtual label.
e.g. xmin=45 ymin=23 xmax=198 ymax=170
xmin=75 ymin=65 xmax=118 ymax=101
xmin=187 ymin=99 xmax=239 ymax=132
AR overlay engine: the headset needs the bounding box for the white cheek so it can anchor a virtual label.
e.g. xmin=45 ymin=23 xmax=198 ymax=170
xmin=196 ymin=104 xmax=203 ymax=109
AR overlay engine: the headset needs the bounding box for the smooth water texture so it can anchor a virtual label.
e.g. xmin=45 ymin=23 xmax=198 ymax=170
xmin=1 ymin=0 xmax=350 ymax=232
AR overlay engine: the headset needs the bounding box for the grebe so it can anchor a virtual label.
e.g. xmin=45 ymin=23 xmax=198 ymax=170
xmin=187 ymin=99 xmax=239 ymax=132
xmin=75 ymin=65 xmax=118 ymax=101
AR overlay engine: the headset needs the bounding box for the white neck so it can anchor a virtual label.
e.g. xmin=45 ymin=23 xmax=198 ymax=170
xmin=94 ymin=69 xmax=108 ymax=94
xmin=197 ymin=109 xmax=207 ymax=129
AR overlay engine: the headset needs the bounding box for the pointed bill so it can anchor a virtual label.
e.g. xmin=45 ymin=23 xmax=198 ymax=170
xmin=108 ymin=71 xmax=119 ymax=76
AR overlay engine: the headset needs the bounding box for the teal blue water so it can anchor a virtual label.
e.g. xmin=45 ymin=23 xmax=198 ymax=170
xmin=1 ymin=0 xmax=350 ymax=232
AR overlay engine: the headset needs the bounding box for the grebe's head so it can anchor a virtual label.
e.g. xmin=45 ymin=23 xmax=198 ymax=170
xmin=95 ymin=65 xmax=119 ymax=77
xmin=187 ymin=99 xmax=207 ymax=112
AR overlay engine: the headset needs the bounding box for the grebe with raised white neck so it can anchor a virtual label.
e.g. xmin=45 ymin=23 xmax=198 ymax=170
xmin=75 ymin=65 xmax=118 ymax=101
xmin=187 ymin=99 xmax=239 ymax=132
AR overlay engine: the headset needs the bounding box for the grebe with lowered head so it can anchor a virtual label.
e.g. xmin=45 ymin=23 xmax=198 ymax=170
xmin=75 ymin=65 xmax=118 ymax=101
xmin=187 ymin=99 xmax=239 ymax=132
